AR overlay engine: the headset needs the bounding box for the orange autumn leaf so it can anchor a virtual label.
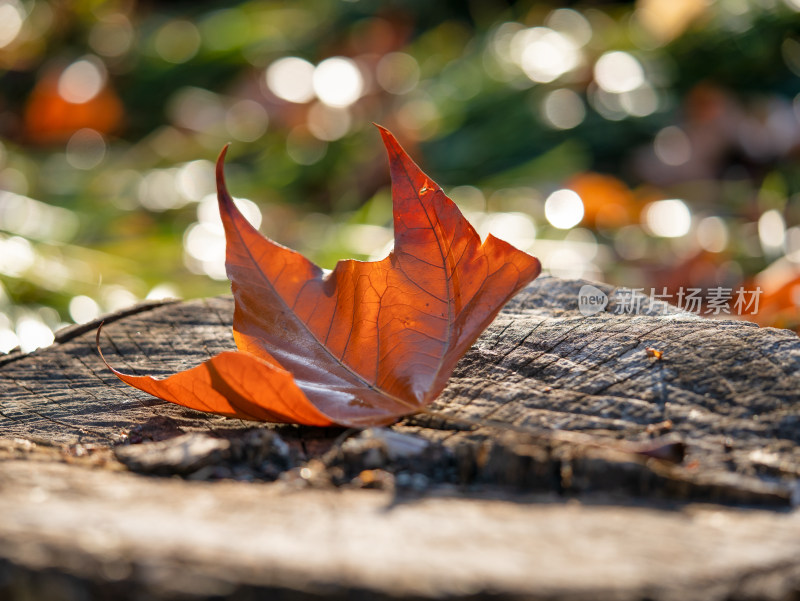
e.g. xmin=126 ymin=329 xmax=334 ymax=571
xmin=102 ymin=126 xmax=541 ymax=427
xmin=24 ymin=69 xmax=123 ymax=143
xmin=565 ymin=172 xmax=638 ymax=228
xmin=748 ymin=270 xmax=800 ymax=333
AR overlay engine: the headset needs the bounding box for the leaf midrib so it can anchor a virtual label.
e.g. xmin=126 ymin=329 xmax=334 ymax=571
xmin=225 ymin=192 xmax=419 ymax=412
xmin=393 ymin=155 xmax=456 ymax=401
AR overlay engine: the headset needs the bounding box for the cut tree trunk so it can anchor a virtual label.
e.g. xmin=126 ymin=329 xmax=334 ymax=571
xmin=0 ymin=276 xmax=798 ymax=601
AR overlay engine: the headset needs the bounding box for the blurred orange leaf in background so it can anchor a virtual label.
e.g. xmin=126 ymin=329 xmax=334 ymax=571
xmin=24 ymin=63 xmax=123 ymax=143
xmin=750 ymin=266 xmax=800 ymax=333
xmin=566 ymin=172 xmax=640 ymax=228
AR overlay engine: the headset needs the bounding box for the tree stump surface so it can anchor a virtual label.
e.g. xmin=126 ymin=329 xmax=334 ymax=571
xmin=1 ymin=276 xmax=799 ymax=600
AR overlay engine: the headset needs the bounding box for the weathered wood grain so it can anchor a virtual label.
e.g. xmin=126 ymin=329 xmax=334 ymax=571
xmin=1 ymin=277 xmax=797 ymax=498
xmin=0 ymin=276 xmax=799 ymax=600
xmin=1 ymin=458 xmax=800 ymax=601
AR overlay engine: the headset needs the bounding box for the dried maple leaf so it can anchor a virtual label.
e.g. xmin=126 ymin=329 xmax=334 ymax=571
xmin=102 ymin=126 xmax=541 ymax=427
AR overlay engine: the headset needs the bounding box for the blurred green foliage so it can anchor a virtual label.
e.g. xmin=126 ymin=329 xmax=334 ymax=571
xmin=1 ymin=0 xmax=800 ymax=353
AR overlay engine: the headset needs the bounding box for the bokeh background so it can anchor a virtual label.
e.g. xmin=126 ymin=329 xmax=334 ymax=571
xmin=1 ymin=0 xmax=799 ymax=354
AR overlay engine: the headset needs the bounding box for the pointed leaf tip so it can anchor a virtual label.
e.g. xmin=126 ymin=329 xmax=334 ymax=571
xmin=376 ymin=124 xmax=397 ymax=147
xmin=216 ymin=144 xmax=236 ymax=214
xmin=216 ymin=144 xmax=230 ymax=184
xmin=374 ymin=124 xmax=406 ymax=158
xmin=216 ymin=143 xmax=230 ymax=168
